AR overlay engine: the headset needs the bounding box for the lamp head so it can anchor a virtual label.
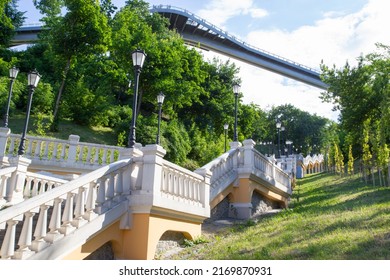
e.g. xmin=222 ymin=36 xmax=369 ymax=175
xmin=28 ymin=70 xmax=41 ymax=88
xmin=9 ymin=67 xmax=19 ymax=79
xmin=157 ymin=92 xmax=165 ymax=104
xmin=132 ymin=49 xmax=147 ymax=68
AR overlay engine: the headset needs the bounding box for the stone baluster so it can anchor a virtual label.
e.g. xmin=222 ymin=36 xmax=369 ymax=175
xmin=33 ymin=139 xmax=41 ymax=158
xmin=60 ymin=192 xmax=76 ymax=235
xmin=44 ymin=199 xmax=63 ymax=244
xmin=106 ymin=173 xmax=115 ymax=206
xmin=14 ymin=211 xmax=35 ymax=259
xmin=0 ymin=174 xmax=10 ymax=204
xmin=31 ymin=205 xmax=50 ymax=251
xmin=0 ymin=219 xmax=18 ymax=259
xmin=72 ymin=186 xmax=87 ymax=228
xmin=23 ymin=176 xmax=33 ymax=198
xmin=115 ymin=169 xmax=124 ymax=202
xmin=101 ymin=148 xmax=108 ymax=164
xmin=31 ymin=178 xmax=39 ymax=196
xmin=95 ymin=177 xmax=107 ymax=214
xmin=84 ymin=182 xmax=97 ymax=221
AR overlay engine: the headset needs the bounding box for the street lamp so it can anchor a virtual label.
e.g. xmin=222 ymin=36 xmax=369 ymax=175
xmin=156 ymin=92 xmax=165 ymax=145
xmin=128 ymin=49 xmax=146 ymax=148
xmin=4 ymin=66 xmax=19 ymax=127
xmin=276 ymin=119 xmax=281 ymax=158
xmin=224 ymin=123 xmax=229 ymax=152
xmin=18 ymin=70 xmax=41 ymax=156
xmin=280 ymin=126 xmax=286 ymax=155
xmin=232 ymin=83 xmax=241 ymax=142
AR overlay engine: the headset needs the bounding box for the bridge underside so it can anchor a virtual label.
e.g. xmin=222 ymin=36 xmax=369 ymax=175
xmin=151 ymin=6 xmax=328 ymax=89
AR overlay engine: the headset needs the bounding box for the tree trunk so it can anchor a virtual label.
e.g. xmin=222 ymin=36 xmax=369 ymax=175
xmin=51 ymin=57 xmax=71 ymax=131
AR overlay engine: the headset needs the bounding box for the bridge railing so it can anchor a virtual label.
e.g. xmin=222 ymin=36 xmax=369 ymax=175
xmin=151 ymin=5 xmax=320 ymax=73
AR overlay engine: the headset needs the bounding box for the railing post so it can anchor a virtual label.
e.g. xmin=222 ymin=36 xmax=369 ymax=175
xmin=140 ymin=144 xmax=166 ymax=194
xmin=7 ymin=156 xmax=31 ymax=204
xmin=0 ymin=127 xmax=11 ymax=167
xmin=67 ymin=134 xmax=80 ymax=163
xmin=242 ymin=139 xmax=255 ymax=169
xmin=194 ymin=168 xmax=211 ymax=211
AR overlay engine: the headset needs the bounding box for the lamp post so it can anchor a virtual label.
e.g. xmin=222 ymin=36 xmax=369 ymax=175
xmin=223 ymin=123 xmax=229 ymax=152
xmin=4 ymin=67 xmax=19 ymax=127
xmin=276 ymin=119 xmax=281 ymax=158
xmin=281 ymin=126 xmax=285 ymax=155
xmin=128 ymin=49 xmax=146 ymax=148
xmin=18 ymin=70 xmax=41 ymax=156
xmin=232 ymin=83 xmax=241 ymax=142
xmin=156 ymin=92 xmax=165 ymax=145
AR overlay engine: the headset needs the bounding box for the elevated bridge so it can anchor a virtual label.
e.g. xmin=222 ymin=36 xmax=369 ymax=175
xmin=0 ymin=128 xmax=294 ymax=260
xmin=12 ymin=6 xmax=328 ymax=89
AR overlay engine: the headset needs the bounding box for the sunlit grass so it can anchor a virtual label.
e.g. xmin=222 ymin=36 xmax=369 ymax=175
xmin=169 ymin=173 xmax=390 ymax=260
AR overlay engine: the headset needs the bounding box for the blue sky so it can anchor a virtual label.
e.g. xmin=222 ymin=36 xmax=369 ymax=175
xmin=22 ymin=0 xmax=390 ymax=121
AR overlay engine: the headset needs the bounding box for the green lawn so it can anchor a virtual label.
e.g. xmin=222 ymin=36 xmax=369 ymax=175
xmin=170 ymin=173 xmax=390 ymax=260
xmin=4 ymin=113 xmax=119 ymax=146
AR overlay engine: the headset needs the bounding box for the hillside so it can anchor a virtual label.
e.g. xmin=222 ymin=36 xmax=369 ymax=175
xmin=163 ymin=173 xmax=390 ymax=260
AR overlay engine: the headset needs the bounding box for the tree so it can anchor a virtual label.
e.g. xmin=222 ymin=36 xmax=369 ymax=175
xmin=38 ymin=0 xmax=111 ymax=131
xmin=0 ymin=0 xmax=25 ymax=47
xmin=347 ymin=145 xmax=354 ymax=177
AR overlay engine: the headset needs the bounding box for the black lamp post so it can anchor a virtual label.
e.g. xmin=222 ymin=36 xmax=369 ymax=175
xmin=128 ymin=49 xmax=146 ymax=148
xmin=232 ymin=83 xmax=241 ymax=142
xmin=18 ymin=70 xmax=41 ymax=156
xmin=224 ymin=123 xmax=229 ymax=152
xmin=156 ymin=92 xmax=165 ymax=145
xmin=4 ymin=67 xmax=19 ymax=128
xmin=276 ymin=119 xmax=281 ymax=158
xmin=281 ymin=126 xmax=285 ymax=155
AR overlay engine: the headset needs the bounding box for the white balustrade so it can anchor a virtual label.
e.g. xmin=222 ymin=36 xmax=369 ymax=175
xmin=161 ymin=159 xmax=204 ymax=206
xmin=0 ymin=133 xmax=124 ymax=170
xmin=0 ymin=158 xmax=132 ymax=259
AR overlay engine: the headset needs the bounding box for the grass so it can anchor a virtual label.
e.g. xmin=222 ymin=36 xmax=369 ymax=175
xmin=168 ymin=173 xmax=390 ymax=260
xmin=4 ymin=112 xmax=118 ymax=146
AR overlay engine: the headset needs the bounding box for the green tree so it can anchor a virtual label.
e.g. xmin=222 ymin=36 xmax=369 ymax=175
xmin=347 ymin=144 xmax=354 ymax=177
xmin=0 ymin=0 xmax=25 ymax=47
xmin=39 ymin=0 xmax=111 ymax=131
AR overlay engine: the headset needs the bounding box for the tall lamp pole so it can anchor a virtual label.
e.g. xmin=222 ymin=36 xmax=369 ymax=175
xmin=224 ymin=123 xmax=229 ymax=152
xmin=18 ymin=70 xmax=41 ymax=156
xmin=276 ymin=119 xmax=281 ymax=158
xmin=128 ymin=49 xmax=146 ymax=148
xmin=4 ymin=67 xmax=19 ymax=127
xmin=156 ymin=92 xmax=165 ymax=145
xmin=232 ymin=83 xmax=241 ymax=142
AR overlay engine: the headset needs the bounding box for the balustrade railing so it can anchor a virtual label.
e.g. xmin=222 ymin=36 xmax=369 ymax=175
xmin=161 ymin=160 xmax=204 ymax=207
xmin=0 ymin=129 xmax=124 ymax=171
xmin=196 ymin=149 xmax=239 ymax=200
xmin=0 ymin=158 xmax=132 ymax=259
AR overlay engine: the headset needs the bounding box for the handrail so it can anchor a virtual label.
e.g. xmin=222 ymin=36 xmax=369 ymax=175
xmin=151 ymin=5 xmax=321 ymax=73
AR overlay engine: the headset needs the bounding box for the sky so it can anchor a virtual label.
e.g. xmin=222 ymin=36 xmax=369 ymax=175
xmin=21 ymin=0 xmax=390 ymax=122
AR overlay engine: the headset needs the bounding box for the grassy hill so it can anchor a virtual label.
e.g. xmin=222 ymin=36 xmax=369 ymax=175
xmin=5 ymin=113 xmax=119 ymax=146
xmin=167 ymin=172 xmax=390 ymax=260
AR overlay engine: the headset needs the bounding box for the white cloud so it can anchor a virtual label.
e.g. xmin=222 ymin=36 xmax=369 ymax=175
xmin=197 ymin=0 xmax=268 ymax=28
xmin=197 ymin=0 xmax=390 ymax=122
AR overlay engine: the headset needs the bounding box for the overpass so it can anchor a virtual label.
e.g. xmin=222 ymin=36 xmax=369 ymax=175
xmin=12 ymin=6 xmax=328 ymax=89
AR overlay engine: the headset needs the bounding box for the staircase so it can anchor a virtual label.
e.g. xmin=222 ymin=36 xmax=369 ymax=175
xmin=0 ymin=131 xmax=293 ymax=260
